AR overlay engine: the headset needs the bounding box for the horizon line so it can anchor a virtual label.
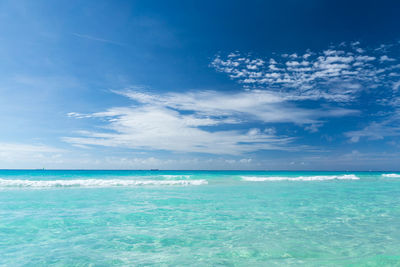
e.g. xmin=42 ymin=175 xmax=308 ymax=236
xmin=0 ymin=169 xmax=398 ymax=172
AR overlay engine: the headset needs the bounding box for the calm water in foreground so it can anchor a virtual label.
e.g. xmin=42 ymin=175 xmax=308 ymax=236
xmin=1 ymin=170 xmax=400 ymax=266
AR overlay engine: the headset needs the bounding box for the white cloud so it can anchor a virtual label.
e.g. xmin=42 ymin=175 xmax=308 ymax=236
xmin=380 ymin=55 xmax=395 ymax=62
xmin=393 ymin=81 xmax=400 ymax=91
xmin=117 ymin=89 xmax=357 ymax=122
xmin=100 ymin=156 xmax=258 ymax=170
xmin=0 ymin=143 xmax=65 ymax=164
xmin=63 ymin=105 xmax=294 ymax=155
xmin=63 ymin=89 xmax=357 ymax=155
xmin=67 ymin=112 xmax=93 ymax=119
xmin=211 ymin=42 xmax=399 ymax=103
xmin=239 ymin=158 xmax=252 ymax=163
xmin=304 ymin=123 xmax=323 ymax=133
xmin=346 ymin=113 xmax=400 ymax=142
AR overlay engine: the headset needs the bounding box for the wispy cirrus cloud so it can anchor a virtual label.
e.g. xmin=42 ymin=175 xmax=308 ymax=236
xmin=72 ymin=33 xmax=126 ymax=46
xmin=346 ymin=111 xmax=400 ymax=142
xmin=64 ymin=89 xmax=357 ymax=155
xmin=113 ymin=89 xmax=357 ymax=124
xmin=0 ymin=143 xmax=64 ymax=164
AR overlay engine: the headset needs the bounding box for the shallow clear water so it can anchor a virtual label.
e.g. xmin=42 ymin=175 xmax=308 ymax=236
xmin=1 ymin=170 xmax=400 ymax=266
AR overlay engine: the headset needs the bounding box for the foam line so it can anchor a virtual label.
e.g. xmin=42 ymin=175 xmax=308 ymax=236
xmin=0 ymin=178 xmax=207 ymax=188
xmin=241 ymin=174 xmax=359 ymax=181
xmin=382 ymin=174 xmax=400 ymax=178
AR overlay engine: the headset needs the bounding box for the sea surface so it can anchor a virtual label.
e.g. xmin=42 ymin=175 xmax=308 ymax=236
xmin=1 ymin=170 xmax=400 ymax=266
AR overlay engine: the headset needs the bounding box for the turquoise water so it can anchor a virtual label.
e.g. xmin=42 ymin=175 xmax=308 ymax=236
xmin=1 ymin=170 xmax=400 ymax=266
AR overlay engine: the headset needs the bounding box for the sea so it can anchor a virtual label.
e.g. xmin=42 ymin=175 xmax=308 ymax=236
xmin=1 ymin=170 xmax=400 ymax=266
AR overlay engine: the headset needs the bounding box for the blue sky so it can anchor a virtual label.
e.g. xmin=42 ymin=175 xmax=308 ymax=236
xmin=1 ymin=0 xmax=400 ymax=170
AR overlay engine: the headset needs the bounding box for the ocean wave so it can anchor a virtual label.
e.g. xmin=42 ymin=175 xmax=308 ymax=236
xmin=160 ymin=175 xmax=192 ymax=179
xmin=241 ymin=174 xmax=359 ymax=182
xmin=0 ymin=178 xmax=207 ymax=188
xmin=381 ymin=173 xmax=400 ymax=178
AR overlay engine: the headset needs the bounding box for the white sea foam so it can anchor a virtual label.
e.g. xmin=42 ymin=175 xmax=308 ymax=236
xmin=0 ymin=178 xmax=207 ymax=188
xmin=242 ymin=174 xmax=359 ymax=181
xmin=382 ymin=173 xmax=400 ymax=178
xmin=160 ymin=175 xmax=192 ymax=179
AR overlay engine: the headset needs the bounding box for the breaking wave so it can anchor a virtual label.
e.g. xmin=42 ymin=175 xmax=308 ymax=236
xmin=382 ymin=173 xmax=400 ymax=178
xmin=160 ymin=175 xmax=192 ymax=179
xmin=0 ymin=178 xmax=207 ymax=188
xmin=241 ymin=174 xmax=359 ymax=181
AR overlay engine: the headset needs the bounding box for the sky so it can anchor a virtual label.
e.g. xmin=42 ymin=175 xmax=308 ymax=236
xmin=1 ymin=0 xmax=400 ymax=170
